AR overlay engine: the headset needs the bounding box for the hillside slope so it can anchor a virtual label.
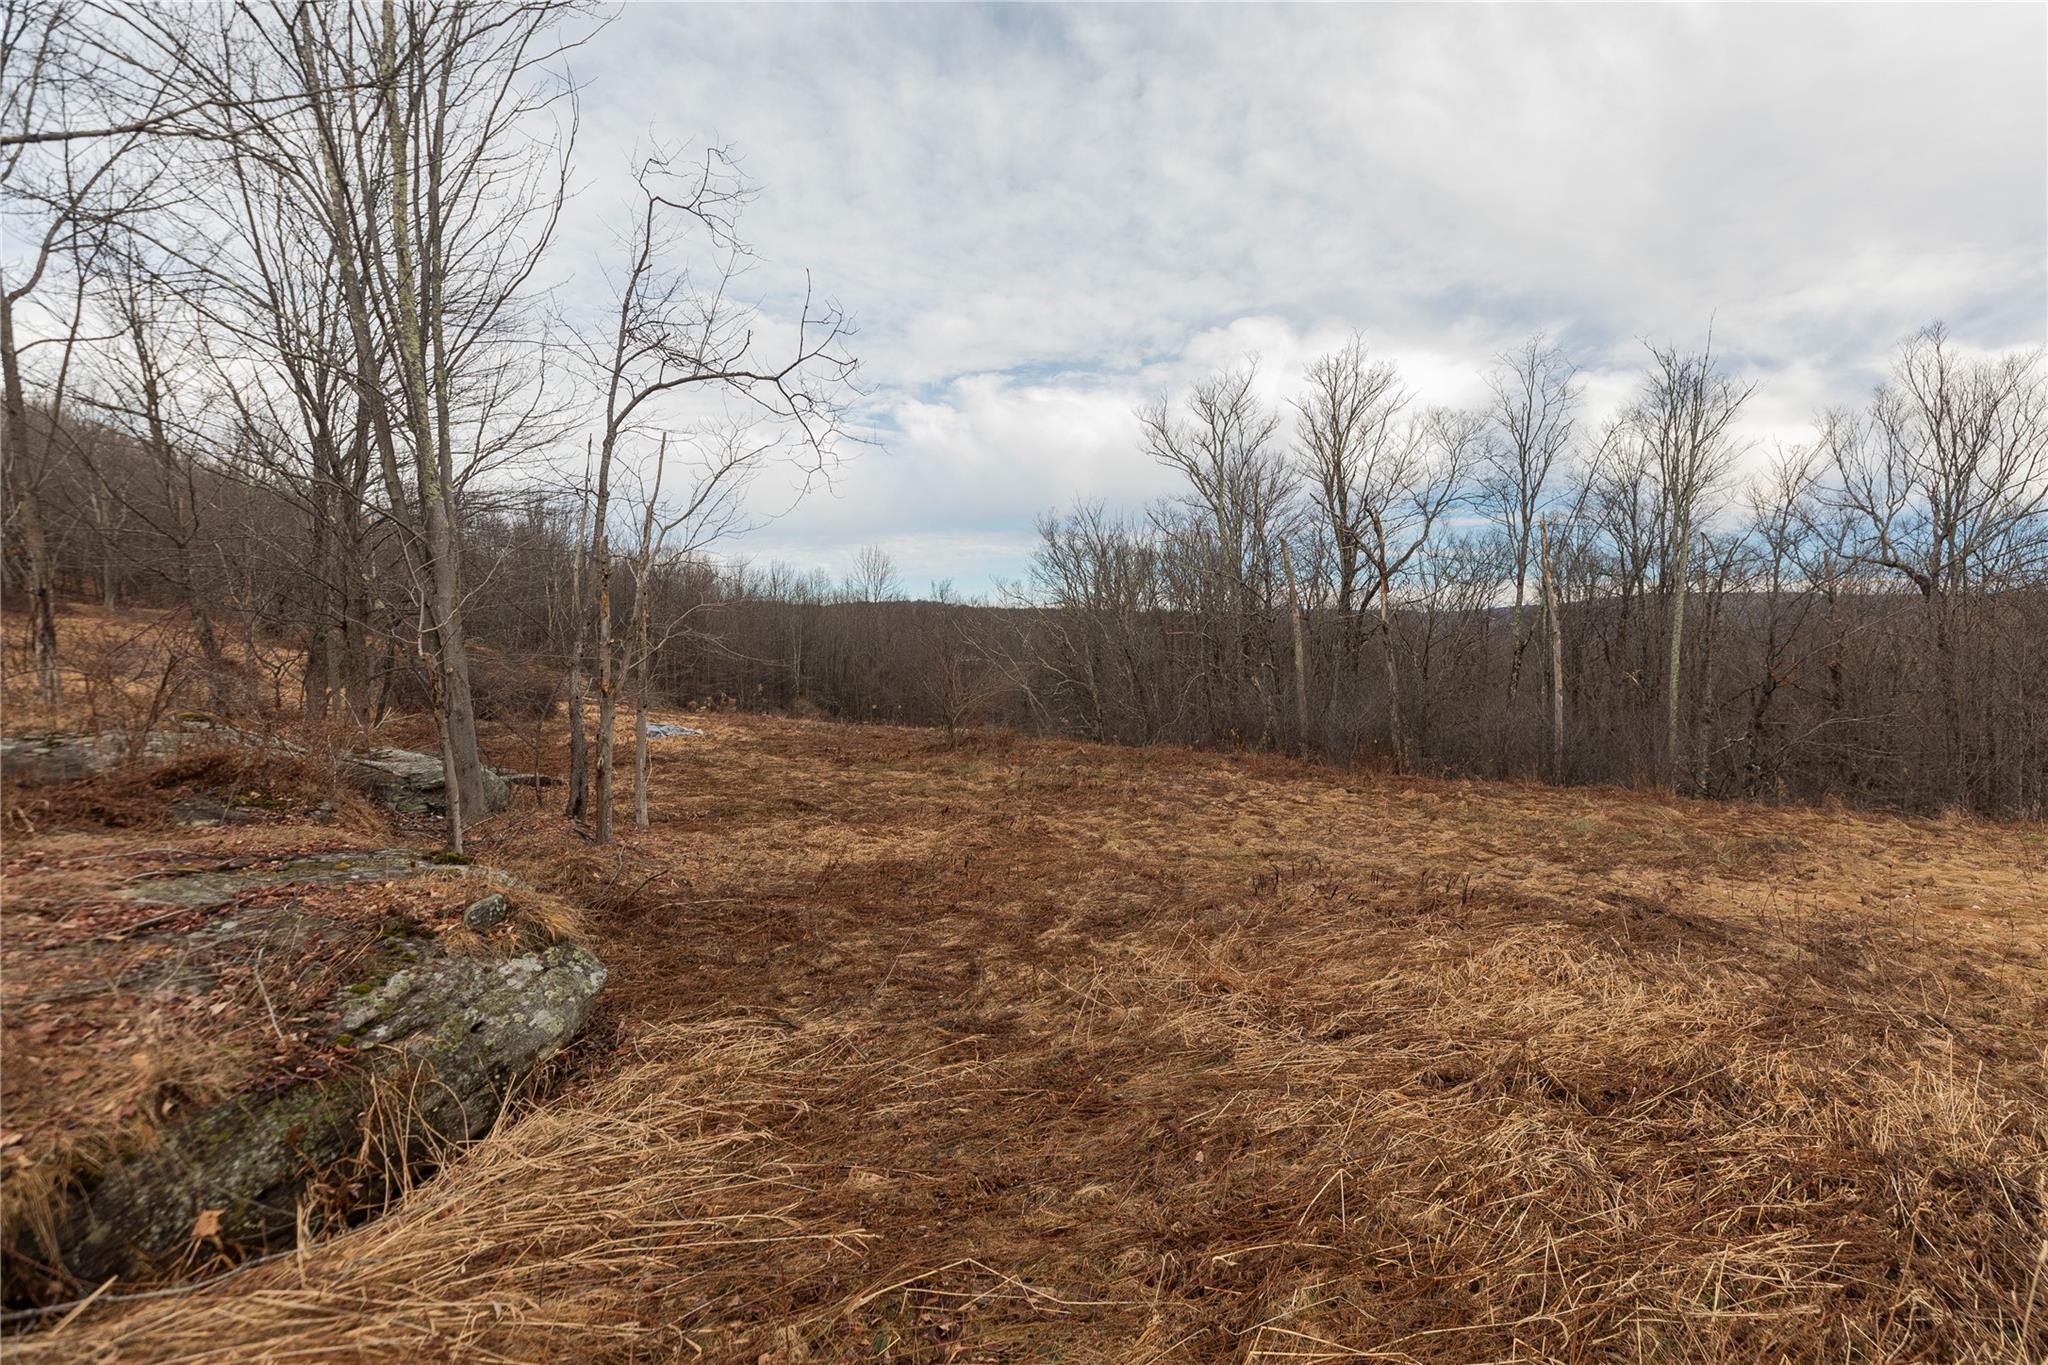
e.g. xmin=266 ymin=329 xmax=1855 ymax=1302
xmin=11 ymin=713 xmax=2047 ymax=1362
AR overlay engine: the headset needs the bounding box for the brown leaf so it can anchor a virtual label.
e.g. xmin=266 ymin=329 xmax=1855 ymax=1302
xmin=191 ymin=1207 xmax=224 ymax=1242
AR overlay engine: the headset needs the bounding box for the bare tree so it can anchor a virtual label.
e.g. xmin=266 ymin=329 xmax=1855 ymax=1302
xmin=846 ymin=543 xmax=899 ymax=602
xmin=1730 ymin=444 xmax=1827 ymax=796
xmin=1143 ymin=363 xmax=1293 ymax=736
xmin=1 ymin=0 xmax=167 ymax=703
xmin=621 ymin=425 xmax=775 ymax=824
xmin=1481 ymin=333 xmax=1578 ymax=699
xmin=575 ymin=145 xmax=856 ymax=843
xmin=1829 ymin=323 xmax=2048 ymax=798
xmin=89 ymin=246 xmax=236 ymax=701
xmin=1632 ymin=334 xmax=1754 ymax=789
xmin=142 ymin=0 xmax=588 ymax=846
xmin=1358 ymin=406 xmax=1478 ymax=765
xmin=209 ymin=114 xmax=379 ymax=726
xmin=1294 ymin=336 xmax=1409 ymax=636
xmin=1833 ymin=324 xmax=2048 ymax=598
xmin=8 ymin=3 xmax=2042 ymax=840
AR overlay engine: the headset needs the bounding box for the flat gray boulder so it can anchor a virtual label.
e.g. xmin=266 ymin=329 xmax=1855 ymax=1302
xmin=342 ymin=748 xmax=513 ymax=817
xmin=0 ymin=732 xmax=193 ymax=784
xmin=1 ymin=729 xmax=513 ymax=819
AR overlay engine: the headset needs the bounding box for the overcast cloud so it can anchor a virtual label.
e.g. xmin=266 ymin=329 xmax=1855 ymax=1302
xmin=556 ymin=3 xmax=2047 ymax=594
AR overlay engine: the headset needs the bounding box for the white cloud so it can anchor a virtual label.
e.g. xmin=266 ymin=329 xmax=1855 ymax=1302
xmin=558 ymin=3 xmax=2046 ymax=589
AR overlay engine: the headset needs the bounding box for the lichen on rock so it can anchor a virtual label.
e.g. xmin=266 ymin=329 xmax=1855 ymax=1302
xmin=1 ymin=728 xmax=514 ymax=820
xmin=344 ymin=748 xmax=512 ymax=817
xmin=38 ymin=857 xmax=605 ymax=1288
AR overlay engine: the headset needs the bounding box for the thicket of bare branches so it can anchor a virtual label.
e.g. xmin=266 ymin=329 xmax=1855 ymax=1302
xmin=1 ymin=0 xmax=856 ymax=847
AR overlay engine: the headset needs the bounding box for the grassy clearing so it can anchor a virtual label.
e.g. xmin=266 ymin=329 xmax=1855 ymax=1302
xmin=8 ymin=712 xmax=2046 ymax=1361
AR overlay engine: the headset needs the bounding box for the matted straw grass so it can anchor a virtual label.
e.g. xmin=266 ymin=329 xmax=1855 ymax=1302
xmin=11 ymin=713 xmax=2047 ymax=1361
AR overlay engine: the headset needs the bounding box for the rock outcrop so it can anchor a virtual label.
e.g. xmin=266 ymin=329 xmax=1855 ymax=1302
xmin=0 ymin=732 xmax=193 ymax=784
xmin=0 ymin=729 xmax=514 ymax=818
xmin=44 ymin=852 xmax=604 ymax=1286
xmin=343 ymin=747 xmax=513 ymax=817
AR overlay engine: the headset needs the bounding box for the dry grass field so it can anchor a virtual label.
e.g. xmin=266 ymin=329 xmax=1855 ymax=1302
xmin=6 ymin=693 xmax=2047 ymax=1361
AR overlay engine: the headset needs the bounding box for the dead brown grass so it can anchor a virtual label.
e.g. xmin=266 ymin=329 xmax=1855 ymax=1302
xmin=2 ymin=743 xmax=388 ymax=840
xmin=0 ymin=603 xmax=296 ymax=738
xmin=10 ymin=713 xmax=2048 ymax=1362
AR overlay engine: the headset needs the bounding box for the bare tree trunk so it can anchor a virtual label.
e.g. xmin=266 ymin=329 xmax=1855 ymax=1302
xmin=426 ymin=535 xmax=488 ymax=811
xmin=1691 ymin=548 xmax=1733 ymax=794
xmin=1376 ymin=569 xmax=1406 ymax=768
xmin=341 ymin=552 xmax=374 ymax=725
xmin=303 ymin=482 xmax=334 ymax=723
xmin=0 ymin=297 xmax=60 ymax=705
xmin=301 ymin=446 xmax=356 ymax=726
xmin=86 ymin=483 xmax=120 ymax=608
xmin=630 ymin=440 xmax=665 ymax=828
xmin=9 ymin=472 xmax=62 ymax=706
xmin=1281 ymin=540 xmax=1308 ymax=746
xmin=632 ymin=696 xmax=650 ymax=825
xmin=1541 ymin=517 xmax=1565 ymax=781
xmin=428 ymin=651 xmax=465 ymax=854
xmin=378 ymin=0 xmax=488 ymax=832
xmin=594 ymin=544 xmax=615 ymax=844
xmin=1932 ymin=591 xmax=1964 ymax=805
xmin=1506 ymin=553 xmax=1529 ymax=700
xmin=565 ymin=463 xmax=591 ymax=820
xmin=590 ymin=433 xmax=615 ymax=842
xmin=1665 ymin=530 xmax=1692 ymax=791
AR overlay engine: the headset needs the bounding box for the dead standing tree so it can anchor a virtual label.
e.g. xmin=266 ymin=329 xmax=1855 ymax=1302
xmin=575 ymin=147 xmax=856 ymax=844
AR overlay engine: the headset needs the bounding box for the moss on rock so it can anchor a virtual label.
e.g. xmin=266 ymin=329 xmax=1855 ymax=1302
xmin=46 ymin=879 xmax=605 ymax=1287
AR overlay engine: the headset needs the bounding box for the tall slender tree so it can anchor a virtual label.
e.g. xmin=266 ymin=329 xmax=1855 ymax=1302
xmin=1631 ymin=334 xmax=1754 ymax=791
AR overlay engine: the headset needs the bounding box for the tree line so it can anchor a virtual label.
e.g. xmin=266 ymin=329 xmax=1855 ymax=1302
xmin=599 ymin=325 xmax=2045 ymax=819
xmin=1003 ymin=327 xmax=2047 ymax=815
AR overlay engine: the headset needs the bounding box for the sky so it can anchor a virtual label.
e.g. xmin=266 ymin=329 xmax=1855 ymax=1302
xmin=555 ymin=2 xmax=2048 ymax=596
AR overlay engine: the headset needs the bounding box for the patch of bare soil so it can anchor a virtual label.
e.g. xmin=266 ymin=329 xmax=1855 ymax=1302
xmin=12 ymin=714 xmax=2048 ymax=1361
